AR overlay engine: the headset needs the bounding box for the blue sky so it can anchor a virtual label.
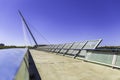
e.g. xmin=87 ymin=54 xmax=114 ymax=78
xmin=0 ymin=0 xmax=120 ymax=46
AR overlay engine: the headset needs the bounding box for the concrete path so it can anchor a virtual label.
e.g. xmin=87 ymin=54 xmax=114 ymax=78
xmin=30 ymin=49 xmax=120 ymax=80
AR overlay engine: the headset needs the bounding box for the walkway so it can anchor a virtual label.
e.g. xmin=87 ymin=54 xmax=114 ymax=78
xmin=30 ymin=49 xmax=120 ymax=80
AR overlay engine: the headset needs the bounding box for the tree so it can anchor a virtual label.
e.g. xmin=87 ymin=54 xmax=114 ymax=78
xmin=0 ymin=43 xmax=5 ymax=46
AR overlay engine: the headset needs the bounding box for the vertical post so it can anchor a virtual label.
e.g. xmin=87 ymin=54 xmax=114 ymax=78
xmin=18 ymin=10 xmax=38 ymax=47
xmin=112 ymin=53 xmax=117 ymax=68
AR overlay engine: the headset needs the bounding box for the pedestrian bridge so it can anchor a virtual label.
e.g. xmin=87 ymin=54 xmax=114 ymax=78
xmin=1 ymin=39 xmax=120 ymax=80
xmin=30 ymin=49 xmax=120 ymax=80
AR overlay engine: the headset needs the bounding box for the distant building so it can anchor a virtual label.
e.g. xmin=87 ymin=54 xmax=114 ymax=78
xmin=0 ymin=43 xmax=5 ymax=46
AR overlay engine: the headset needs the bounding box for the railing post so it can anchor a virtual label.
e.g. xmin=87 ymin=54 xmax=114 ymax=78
xmin=112 ymin=53 xmax=117 ymax=68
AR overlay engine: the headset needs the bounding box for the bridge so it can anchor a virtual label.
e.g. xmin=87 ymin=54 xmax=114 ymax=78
xmin=1 ymin=11 xmax=120 ymax=80
xmin=30 ymin=39 xmax=120 ymax=80
xmin=30 ymin=49 xmax=120 ymax=80
xmin=1 ymin=39 xmax=120 ymax=80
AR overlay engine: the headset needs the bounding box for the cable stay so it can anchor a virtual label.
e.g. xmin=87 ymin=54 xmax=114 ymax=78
xmin=19 ymin=10 xmax=51 ymax=47
xmin=26 ymin=22 xmax=51 ymax=44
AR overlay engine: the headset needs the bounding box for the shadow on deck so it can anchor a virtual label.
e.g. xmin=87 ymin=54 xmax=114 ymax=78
xmin=29 ymin=50 xmax=41 ymax=80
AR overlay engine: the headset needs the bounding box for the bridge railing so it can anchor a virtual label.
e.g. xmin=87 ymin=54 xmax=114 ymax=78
xmin=36 ymin=39 xmax=120 ymax=68
xmin=85 ymin=49 xmax=120 ymax=68
xmin=37 ymin=39 xmax=102 ymax=59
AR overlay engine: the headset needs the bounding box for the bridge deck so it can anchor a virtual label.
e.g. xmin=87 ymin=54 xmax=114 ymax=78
xmin=30 ymin=49 xmax=120 ymax=80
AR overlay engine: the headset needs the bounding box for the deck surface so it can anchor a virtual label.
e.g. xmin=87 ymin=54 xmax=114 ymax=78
xmin=30 ymin=49 xmax=120 ymax=80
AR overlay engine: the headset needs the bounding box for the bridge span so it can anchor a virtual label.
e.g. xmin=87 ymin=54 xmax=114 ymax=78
xmin=30 ymin=49 xmax=120 ymax=80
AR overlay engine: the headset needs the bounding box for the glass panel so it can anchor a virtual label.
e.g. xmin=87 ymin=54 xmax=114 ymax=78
xmin=87 ymin=52 xmax=113 ymax=65
xmin=66 ymin=42 xmax=86 ymax=55
xmin=71 ymin=42 xmax=79 ymax=49
xmin=83 ymin=40 xmax=101 ymax=49
xmin=76 ymin=42 xmax=86 ymax=49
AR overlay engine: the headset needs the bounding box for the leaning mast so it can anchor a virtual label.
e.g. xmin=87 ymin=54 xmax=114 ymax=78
xmin=18 ymin=10 xmax=38 ymax=47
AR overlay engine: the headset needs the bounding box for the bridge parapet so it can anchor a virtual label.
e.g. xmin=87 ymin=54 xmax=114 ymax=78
xmin=0 ymin=48 xmax=29 ymax=80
